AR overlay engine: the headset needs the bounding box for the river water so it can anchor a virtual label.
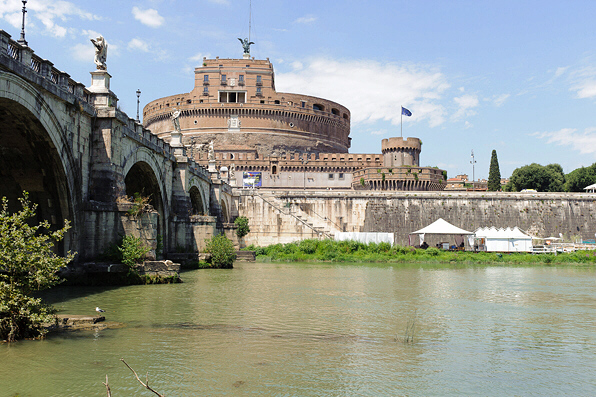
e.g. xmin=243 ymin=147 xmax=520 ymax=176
xmin=1 ymin=263 xmax=596 ymax=396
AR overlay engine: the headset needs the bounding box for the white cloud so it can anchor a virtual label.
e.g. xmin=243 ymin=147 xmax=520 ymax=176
xmin=464 ymin=121 xmax=473 ymax=129
xmin=534 ymin=128 xmax=596 ymax=155
xmin=25 ymin=1 xmax=100 ymax=38
xmin=370 ymin=129 xmax=388 ymax=136
xmin=128 ymin=38 xmax=150 ymax=52
xmin=452 ymin=94 xmax=479 ymax=120
xmin=276 ymin=57 xmax=450 ymax=128
xmin=71 ymin=42 xmax=95 ymax=63
xmin=554 ymin=66 xmax=568 ymax=78
xmin=132 ymin=6 xmax=164 ymax=28
xmin=295 ymin=15 xmax=317 ymax=24
xmin=569 ymin=66 xmax=596 ymax=99
xmin=189 ymin=53 xmax=210 ymax=62
xmin=493 ymin=93 xmax=510 ymax=107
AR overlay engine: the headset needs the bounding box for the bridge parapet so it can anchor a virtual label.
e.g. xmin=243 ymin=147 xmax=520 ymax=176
xmin=0 ymin=30 xmax=94 ymax=114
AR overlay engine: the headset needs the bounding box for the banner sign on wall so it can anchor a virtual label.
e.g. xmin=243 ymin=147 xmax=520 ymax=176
xmin=243 ymin=172 xmax=262 ymax=188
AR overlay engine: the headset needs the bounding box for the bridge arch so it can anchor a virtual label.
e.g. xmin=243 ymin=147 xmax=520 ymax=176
xmin=189 ymin=185 xmax=206 ymax=215
xmin=122 ymin=147 xmax=169 ymax=216
xmin=0 ymin=73 xmax=81 ymax=255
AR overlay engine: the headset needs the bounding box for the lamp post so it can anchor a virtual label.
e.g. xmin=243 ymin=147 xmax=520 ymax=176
xmin=17 ymin=1 xmax=27 ymax=46
xmin=470 ymin=149 xmax=477 ymax=192
xmin=136 ymin=89 xmax=141 ymax=122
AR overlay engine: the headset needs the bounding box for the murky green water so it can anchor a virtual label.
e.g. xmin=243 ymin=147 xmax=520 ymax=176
xmin=1 ymin=263 xmax=596 ymax=396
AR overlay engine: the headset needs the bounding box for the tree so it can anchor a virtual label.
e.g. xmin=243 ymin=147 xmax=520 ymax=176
xmin=504 ymin=163 xmax=565 ymax=192
xmin=234 ymin=216 xmax=250 ymax=239
xmin=564 ymin=163 xmax=596 ymax=192
xmin=487 ymin=150 xmax=502 ymax=191
xmin=205 ymin=234 xmax=236 ymax=269
xmin=0 ymin=193 xmax=74 ymax=341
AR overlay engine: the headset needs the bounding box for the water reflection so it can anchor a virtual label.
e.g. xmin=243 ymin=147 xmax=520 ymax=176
xmin=2 ymin=263 xmax=596 ymax=396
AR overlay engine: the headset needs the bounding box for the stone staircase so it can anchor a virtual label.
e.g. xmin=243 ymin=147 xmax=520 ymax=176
xmin=255 ymin=191 xmax=341 ymax=239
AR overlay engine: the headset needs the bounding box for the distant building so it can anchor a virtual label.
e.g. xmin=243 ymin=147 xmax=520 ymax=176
xmin=143 ymin=50 xmax=446 ymax=191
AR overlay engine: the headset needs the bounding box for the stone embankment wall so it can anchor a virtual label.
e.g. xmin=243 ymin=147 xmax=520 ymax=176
xmin=237 ymin=190 xmax=596 ymax=247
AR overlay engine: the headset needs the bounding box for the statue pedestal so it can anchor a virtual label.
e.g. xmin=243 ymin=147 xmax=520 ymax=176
xmin=229 ymin=178 xmax=237 ymax=187
xmin=243 ymin=53 xmax=250 ymax=59
xmin=208 ymin=160 xmax=217 ymax=173
xmin=87 ymin=70 xmax=118 ymax=108
xmin=170 ymin=131 xmax=182 ymax=147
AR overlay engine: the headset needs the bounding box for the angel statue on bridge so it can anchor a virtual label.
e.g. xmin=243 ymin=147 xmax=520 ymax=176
xmin=90 ymin=35 xmax=108 ymax=70
xmin=238 ymin=38 xmax=254 ymax=54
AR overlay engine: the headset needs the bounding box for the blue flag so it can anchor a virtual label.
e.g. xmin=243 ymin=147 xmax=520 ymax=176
xmin=401 ymin=106 xmax=412 ymax=117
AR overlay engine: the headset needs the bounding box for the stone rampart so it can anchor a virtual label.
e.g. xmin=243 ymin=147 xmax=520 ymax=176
xmin=237 ymin=190 xmax=596 ymax=247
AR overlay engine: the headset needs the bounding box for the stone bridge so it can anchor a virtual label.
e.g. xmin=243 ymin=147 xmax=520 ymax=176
xmin=0 ymin=30 xmax=238 ymax=263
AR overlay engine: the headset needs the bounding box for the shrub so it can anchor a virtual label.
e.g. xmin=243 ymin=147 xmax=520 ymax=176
xmin=0 ymin=192 xmax=74 ymax=342
xmin=298 ymin=239 xmax=318 ymax=254
xmin=205 ymin=234 xmax=236 ymax=268
xmin=118 ymin=235 xmax=150 ymax=268
xmin=234 ymin=216 xmax=250 ymax=238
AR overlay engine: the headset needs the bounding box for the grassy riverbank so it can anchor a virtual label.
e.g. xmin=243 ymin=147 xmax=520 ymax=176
xmin=244 ymin=239 xmax=596 ymax=266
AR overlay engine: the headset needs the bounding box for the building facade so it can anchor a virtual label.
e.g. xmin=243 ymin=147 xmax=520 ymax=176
xmin=144 ymin=51 xmax=446 ymax=191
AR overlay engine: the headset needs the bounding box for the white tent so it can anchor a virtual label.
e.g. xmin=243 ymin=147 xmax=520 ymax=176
xmin=410 ymin=218 xmax=473 ymax=247
xmin=411 ymin=218 xmax=473 ymax=235
xmin=584 ymin=183 xmax=596 ymax=193
xmin=474 ymin=226 xmax=533 ymax=252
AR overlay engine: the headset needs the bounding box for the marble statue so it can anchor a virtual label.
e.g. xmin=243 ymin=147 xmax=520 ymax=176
xmin=171 ymin=108 xmax=181 ymax=132
xmin=208 ymin=140 xmax=215 ymax=160
xmin=229 ymin=163 xmax=236 ymax=178
xmin=90 ymin=35 xmax=107 ymax=70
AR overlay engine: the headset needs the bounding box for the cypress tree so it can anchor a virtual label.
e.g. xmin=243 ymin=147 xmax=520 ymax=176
xmin=488 ymin=149 xmax=501 ymax=191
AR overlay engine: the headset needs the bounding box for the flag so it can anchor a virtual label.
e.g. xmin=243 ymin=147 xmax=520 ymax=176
xmin=401 ymin=107 xmax=412 ymax=117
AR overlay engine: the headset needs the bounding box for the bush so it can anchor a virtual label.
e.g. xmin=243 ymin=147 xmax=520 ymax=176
xmin=234 ymin=216 xmax=250 ymax=238
xmin=205 ymin=234 xmax=236 ymax=268
xmin=118 ymin=235 xmax=150 ymax=268
xmin=0 ymin=192 xmax=74 ymax=342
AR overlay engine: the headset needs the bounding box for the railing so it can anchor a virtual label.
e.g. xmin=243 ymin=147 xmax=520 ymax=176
xmin=7 ymin=41 xmax=19 ymax=60
xmin=253 ymin=191 xmax=332 ymax=239
xmin=1 ymin=30 xmax=92 ymax=108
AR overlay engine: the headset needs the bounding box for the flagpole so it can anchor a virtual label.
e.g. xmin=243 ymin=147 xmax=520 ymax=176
xmin=401 ymin=107 xmax=403 ymax=138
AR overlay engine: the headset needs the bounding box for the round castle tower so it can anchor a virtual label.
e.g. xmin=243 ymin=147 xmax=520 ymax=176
xmin=143 ymin=56 xmax=351 ymax=157
xmin=381 ymin=137 xmax=421 ymax=167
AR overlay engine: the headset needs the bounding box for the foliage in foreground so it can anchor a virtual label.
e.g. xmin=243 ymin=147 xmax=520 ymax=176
xmin=0 ymin=193 xmax=74 ymax=342
xmin=118 ymin=235 xmax=151 ymax=268
xmin=205 ymin=234 xmax=236 ymax=269
xmin=243 ymin=239 xmax=596 ymax=266
xmin=234 ymin=216 xmax=250 ymax=239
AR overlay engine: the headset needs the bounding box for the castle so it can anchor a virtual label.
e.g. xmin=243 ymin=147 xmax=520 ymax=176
xmin=143 ymin=47 xmax=446 ymax=191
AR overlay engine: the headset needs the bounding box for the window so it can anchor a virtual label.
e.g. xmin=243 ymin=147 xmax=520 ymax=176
xmin=256 ymin=75 xmax=262 ymax=83
xmin=339 ymin=173 xmax=345 ymax=180
xmin=203 ymin=86 xmax=208 ymax=94
xmin=219 ymin=91 xmax=246 ymax=103
xmin=313 ymin=104 xmax=324 ymax=111
xmin=203 ymin=75 xmax=209 ymax=82
xmin=221 ymin=74 xmax=227 ymax=83
xmin=274 ymin=100 xmax=280 ymax=104
xmin=328 ymin=173 xmax=334 ymax=180
xmin=301 ymin=101 xmax=306 ymax=108
xmin=256 ymin=86 xmax=262 ymax=95
xmin=239 ymin=75 xmax=244 ymax=82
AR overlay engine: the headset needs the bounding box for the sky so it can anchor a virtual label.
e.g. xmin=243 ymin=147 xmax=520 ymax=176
xmin=2 ymin=0 xmax=596 ymax=180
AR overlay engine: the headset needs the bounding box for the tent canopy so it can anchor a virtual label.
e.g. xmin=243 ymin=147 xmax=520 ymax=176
xmin=474 ymin=226 xmax=531 ymax=239
xmin=411 ymin=218 xmax=473 ymax=235
xmin=584 ymin=183 xmax=596 ymax=192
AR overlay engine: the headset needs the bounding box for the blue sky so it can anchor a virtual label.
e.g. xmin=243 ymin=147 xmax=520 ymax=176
xmin=2 ymin=0 xmax=596 ymax=180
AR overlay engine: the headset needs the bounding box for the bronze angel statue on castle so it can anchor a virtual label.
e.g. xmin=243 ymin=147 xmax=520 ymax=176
xmin=238 ymin=38 xmax=254 ymax=54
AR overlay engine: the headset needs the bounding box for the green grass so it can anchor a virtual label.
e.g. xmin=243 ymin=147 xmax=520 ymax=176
xmin=242 ymin=239 xmax=596 ymax=266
